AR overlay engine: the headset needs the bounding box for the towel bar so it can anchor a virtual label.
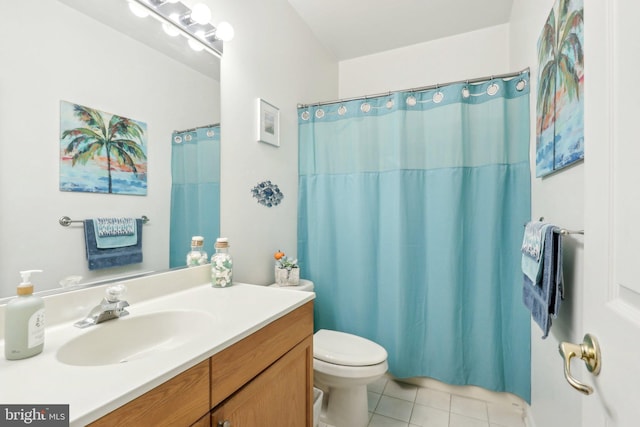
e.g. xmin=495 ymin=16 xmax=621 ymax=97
xmin=524 ymin=218 xmax=584 ymax=235
xmin=59 ymin=216 xmax=149 ymax=227
xmin=558 ymin=228 xmax=584 ymax=236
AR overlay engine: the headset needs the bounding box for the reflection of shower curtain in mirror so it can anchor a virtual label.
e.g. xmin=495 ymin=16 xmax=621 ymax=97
xmin=298 ymin=75 xmax=532 ymax=401
xmin=170 ymin=125 xmax=221 ymax=268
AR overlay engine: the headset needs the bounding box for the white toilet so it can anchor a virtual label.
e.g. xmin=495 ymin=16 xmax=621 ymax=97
xmin=270 ymin=279 xmax=388 ymax=427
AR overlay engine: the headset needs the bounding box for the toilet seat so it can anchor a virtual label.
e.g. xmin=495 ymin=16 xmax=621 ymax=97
xmin=314 ymin=329 xmax=387 ymax=367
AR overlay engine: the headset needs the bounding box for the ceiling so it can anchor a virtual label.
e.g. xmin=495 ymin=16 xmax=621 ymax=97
xmin=59 ymin=0 xmax=514 ymax=74
xmin=288 ymin=0 xmax=515 ymax=61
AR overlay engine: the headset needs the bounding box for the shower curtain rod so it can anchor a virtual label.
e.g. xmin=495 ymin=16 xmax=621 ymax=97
xmin=173 ymin=123 xmax=220 ymax=133
xmin=297 ymin=67 xmax=530 ymax=108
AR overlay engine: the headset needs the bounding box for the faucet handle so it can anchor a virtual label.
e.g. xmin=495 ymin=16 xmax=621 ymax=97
xmin=105 ymin=284 xmax=127 ymax=302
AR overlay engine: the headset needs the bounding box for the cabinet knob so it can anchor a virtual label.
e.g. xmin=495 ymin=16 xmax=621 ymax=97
xmin=218 ymin=421 xmax=231 ymax=427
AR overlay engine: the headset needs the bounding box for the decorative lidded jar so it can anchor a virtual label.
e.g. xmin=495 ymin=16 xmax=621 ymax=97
xmin=186 ymin=236 xmax=208 ymax=267
xmin=211 ymin=237 xmax=233 ymax=287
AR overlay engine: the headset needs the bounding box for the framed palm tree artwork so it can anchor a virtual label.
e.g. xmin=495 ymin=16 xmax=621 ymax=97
xmin=60 ymin=101 xmax=147 ymax=195
xmin=536 ymin=0 xmax=584 ymax=177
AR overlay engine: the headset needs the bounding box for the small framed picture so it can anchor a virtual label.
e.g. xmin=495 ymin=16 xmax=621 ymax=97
xmin=257 ymin=98 xmax=279 ymax=147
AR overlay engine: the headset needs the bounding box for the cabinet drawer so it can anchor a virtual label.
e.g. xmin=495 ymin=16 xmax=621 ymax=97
xmin=89 ymin=360 xmax=210 ymax=427
xmin=210 ymin=301 xmax=313 ymax=407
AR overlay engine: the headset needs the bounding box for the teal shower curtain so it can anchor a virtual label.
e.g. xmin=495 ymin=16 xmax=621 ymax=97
xmin=298 ymin=75 xmax=531 ymax=401
xmin=170 ymin=125 xmax=221 ymax=268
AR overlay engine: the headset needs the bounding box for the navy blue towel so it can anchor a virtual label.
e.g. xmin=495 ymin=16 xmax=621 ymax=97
xmin=522 ymin=225 xmax=564 ymax=338
xmin=84 ymin=219 xmax=143 ymax=270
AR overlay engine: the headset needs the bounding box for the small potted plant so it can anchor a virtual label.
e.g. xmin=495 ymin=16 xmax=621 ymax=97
xmin=274 ymin=250 xmax=299 ymax=286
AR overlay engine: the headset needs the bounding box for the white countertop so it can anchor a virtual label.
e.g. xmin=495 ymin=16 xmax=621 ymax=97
xmin=0 ymin=268 xmax=314 ymax=426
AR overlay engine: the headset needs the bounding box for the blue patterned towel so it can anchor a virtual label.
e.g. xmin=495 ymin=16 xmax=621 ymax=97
xmin=93 ymin=218 xmax=137 ymax=249
xmin=521 ymin=221 xmax=551 ymax=282
xmin=523 ymin=226 xmax=564 ymax=338
xmin=95 ymin=217 xmax=136 ymax=236
xmin=84 ymin=219 xmax=143 ymax=270
xmin=522 ymin=221 xmax=548 ymax=260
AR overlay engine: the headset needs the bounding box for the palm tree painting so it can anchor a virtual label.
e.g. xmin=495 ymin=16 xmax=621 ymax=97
xmin=536 ymin=0 xmax=584 ymax=177
xmin=60 ymin=101 xmax=147 ymax=195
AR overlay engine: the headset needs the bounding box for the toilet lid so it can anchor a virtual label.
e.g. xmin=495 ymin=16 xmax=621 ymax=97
xmin=268 ymin=279 xmax=314 ymax=292
xmin=314 ymin=329 xmax=388 ymax=367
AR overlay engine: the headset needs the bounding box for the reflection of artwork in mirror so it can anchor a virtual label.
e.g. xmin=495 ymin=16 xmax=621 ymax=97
xmin=257 ymin=98 xmax=279 ymax=147
xmin=60 ymin=101 xmax=148 ymax=195
xmin=535 ymin=0 xmax=584 ymax=177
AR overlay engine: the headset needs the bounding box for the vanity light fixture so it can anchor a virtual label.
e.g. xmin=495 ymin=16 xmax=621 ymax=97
xmin=127 ymin=0 xmax=234 ymax=58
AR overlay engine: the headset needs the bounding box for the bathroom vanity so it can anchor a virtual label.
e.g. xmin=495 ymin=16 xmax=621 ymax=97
xmin=0 ymin=266 xmax=315 ymax=426
xmin=89 ymin=302 xmax=313 ymax=426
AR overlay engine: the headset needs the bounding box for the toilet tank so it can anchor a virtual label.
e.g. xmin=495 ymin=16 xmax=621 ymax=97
xmin=269 ymin=278 xmax=314 ymax=292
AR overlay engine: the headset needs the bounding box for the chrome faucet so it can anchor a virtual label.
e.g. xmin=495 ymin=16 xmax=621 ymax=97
xmin=74 ymin=284 xmax=130 ymax=328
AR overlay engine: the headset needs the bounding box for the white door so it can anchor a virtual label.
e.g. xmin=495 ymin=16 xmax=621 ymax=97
xmin=582 ymin=0 xmax=640 ymax=425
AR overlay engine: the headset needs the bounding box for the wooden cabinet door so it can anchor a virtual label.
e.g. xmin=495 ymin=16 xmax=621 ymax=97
xmin=211 ymin=335 xmax=313 ymax=427
xmin=89 ymin=360 xmax=210 ymax=427
xmin=210 ymin=301 xmax=313 ymax=408
xmin=191 ymin=413 xmax=211 ymax=427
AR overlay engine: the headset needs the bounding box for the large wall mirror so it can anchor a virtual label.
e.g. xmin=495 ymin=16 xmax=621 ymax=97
xmin=0 ymin=0 xmax=221 ymax=298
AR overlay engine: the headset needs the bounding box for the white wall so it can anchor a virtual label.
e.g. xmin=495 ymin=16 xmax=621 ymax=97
xmin=509 ymin=0 xmax=585 ymax=425
xmin=213 ymin=0 xmax=339 ymax=285
xmin=339 ymin=24 xmax=510 ymax=98
xmin=0 ymin=0 xmax=219 ymax=296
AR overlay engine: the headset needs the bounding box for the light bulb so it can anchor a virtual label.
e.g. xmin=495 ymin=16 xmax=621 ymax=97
xmin=128 ymin=1 xmax=149 ymax=18
xmin=188 ymin=32 xmax=205 ymax=51
xmin=190 ymin=3 xmax=212 ymax=25
xmin=215 ymin=21 xmax=234 ymax=42
xmin=162 ymin=21 xmax=180 ymax=37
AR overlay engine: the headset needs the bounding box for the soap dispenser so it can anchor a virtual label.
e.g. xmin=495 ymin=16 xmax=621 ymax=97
xmin=4 ymin=270 xmax=45 ymax=360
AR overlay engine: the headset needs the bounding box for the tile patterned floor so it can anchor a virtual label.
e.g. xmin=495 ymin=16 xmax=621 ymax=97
xmin=319 ymin=375 xmax=528 ymax=427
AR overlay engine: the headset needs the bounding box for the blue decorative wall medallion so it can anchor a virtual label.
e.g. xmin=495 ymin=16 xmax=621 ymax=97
xmin=251 ymin=180 xmax=283 ymax=207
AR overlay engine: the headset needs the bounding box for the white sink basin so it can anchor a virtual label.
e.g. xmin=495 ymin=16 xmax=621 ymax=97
xmin=56 ymin=310 xmax=215 ymax=366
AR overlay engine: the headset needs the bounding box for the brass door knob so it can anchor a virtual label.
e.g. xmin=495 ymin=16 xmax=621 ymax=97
xmin=558 ymin=333 xmax=601 ymax=395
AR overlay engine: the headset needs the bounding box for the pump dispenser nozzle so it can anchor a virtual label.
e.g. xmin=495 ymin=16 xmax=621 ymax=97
xmin=18 ymin=270 xmax=43 ymax=295
xmin=20 ymin=270 xmax=43 ymax=284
